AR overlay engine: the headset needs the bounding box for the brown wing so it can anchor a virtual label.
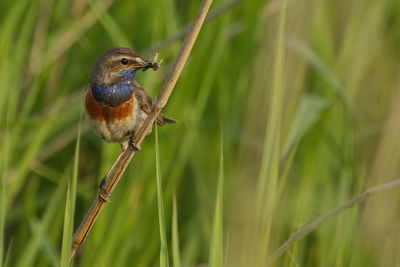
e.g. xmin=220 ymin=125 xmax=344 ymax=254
xmin=133 ymin=80 xmax=177 ymax=126
xmin=133 ymin=80 xmax=154 ymax=114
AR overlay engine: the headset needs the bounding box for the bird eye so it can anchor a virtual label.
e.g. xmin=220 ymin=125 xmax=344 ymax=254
xmin=120 ymin=58 xmax=129 ymax=65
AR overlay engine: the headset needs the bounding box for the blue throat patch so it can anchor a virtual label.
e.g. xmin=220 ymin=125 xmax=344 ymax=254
xmin=91 ymin=82 xmax=134 ymax=107
xmin=91 ymin=68 xmax=138 ymax=107
xmin=119 ymin=68 xmax=138 ymax=80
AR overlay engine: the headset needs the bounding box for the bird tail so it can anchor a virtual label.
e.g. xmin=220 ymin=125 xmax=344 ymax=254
xmin=156 ymin=113 xmax=177 ymax=126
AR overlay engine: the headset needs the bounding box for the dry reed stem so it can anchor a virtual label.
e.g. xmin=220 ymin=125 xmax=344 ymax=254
xmin=267 ymin=178 xmax=400 ymax=265
xmin=71 ymin=0 xmax=214 ymax=259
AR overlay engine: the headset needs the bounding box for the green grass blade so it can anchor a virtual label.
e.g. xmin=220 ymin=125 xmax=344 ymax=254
xmin=209 ymin=128 xmax=224 ymax=267
xmin=0 ymin=79 xmax=11 ymax=267
xmin=253 ymin=0 xmax=287 ymax=264
xmin=0 ymin=131 xmax=6 ymax=267
xmin=281 ymin=94 xmax=328 ymax=159
xmin=155 ymin=126 xmax=169 ymax=267
xmin=287 ymin=40 xmax=347 ymax=103
xmin=171 ymin=194 xmax=181 ymax=267
xmin=8 ymin=100 xmax=63 ymax=201
xmin=60 ymin=182 xmax=72 ymax=267
xmin=15 ymin=173 xmax=68 ymax=267
xmin=60 ymin=116 xmax=81 ymax=266
xmin=89 ymin=1 xmax=132 ymax=47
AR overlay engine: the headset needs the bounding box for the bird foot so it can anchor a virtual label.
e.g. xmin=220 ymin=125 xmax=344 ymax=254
xmin=121 ymin=132 xmax=141 ymax=151
xmin=98 ymin=177 xmax=111 ymax=202
xmin=128 ymin=138 xmax=141 ymax=151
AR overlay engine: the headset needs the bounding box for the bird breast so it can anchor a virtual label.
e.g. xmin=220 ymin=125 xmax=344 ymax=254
xmin=85 ymin=87 xmax=147 ymax=143
xmin=91 ymin=82 xmax=134 ymax=107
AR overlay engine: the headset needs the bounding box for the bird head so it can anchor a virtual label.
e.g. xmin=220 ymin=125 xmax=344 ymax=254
xmin=90 ymin=47 xmax=158 ymax=85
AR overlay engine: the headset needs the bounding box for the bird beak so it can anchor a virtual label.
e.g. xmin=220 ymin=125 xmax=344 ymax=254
xmin=131 ymin=57 xmax=158 ymax=71
xmin=130 ymin=56 xmax=159 ymax=71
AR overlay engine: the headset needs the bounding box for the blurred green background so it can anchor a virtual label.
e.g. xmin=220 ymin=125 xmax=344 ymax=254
xmin=1 ymin=0 xmax=400 ymax=266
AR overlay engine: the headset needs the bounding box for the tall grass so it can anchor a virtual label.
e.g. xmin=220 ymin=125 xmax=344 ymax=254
xmin=1 ymin=0 xmax=400 ymax=266
xmin=60 ymin=117 xmax=80 ymax=266
xmin=155 ymin=126 xmax=170 ymax=267
xmin=209 ymin=129 xmax=224 ymax=267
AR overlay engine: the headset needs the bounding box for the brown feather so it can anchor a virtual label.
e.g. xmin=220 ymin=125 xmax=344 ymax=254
xmin=85 ymin=87 xmax=105 ymax=121
xmin=133 ymin=81 xmax=177 ymax=126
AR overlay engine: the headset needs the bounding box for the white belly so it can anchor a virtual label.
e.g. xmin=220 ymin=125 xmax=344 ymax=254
xmin=86 ymin=100 xmax=148 ymax=143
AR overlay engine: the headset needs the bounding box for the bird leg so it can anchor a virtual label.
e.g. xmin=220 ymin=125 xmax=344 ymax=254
xmin=98 ymin=177 xmax=111 ymax=202
xmin=124 ymin=131 xmax=141 ymax=151
xmin=128 ymin=137 xmax=141 ymax=151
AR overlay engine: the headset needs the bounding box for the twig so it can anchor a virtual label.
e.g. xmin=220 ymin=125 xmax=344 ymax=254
xmin=71 ymin=0 xmax=214 ymax=259
xmin=266 ymin=178 xmax=400 ymax=265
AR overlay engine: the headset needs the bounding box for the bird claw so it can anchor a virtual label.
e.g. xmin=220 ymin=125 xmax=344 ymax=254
xmin=128 ymin=138 xmax=141 ymax=151
xmin=98 ymin=177 xmax=111 ymax=202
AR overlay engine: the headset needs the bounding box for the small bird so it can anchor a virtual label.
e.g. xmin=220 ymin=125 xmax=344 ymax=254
xmin=85 ymin=47 xmax=176 ymax=151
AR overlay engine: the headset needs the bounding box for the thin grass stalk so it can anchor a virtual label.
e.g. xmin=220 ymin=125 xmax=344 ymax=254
xmin=0 ymin=107 xmax=9 ymax=267
xmin=172 ymin=194 xmax=181 ymax=267
xmin=253 ymin=0 xmax=287 ymax=264
xmin=15 ymin=173 xmax=69 ymax=267
xmin=209 ymin=128 xmax=224 ymax=267
xmin=267 ymin=178 xmax=400 ymax=265
xmin=155 ymin=126 xmax=169 ymax=267
xmin=60 ymin=118 xmax=81 ymax=266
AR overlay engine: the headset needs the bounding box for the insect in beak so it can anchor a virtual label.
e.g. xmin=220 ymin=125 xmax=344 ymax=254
xmin=141 ymin=53 xmax=160 ymax=71
xmin=141 ymin=61 xmax=159 ymax=71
